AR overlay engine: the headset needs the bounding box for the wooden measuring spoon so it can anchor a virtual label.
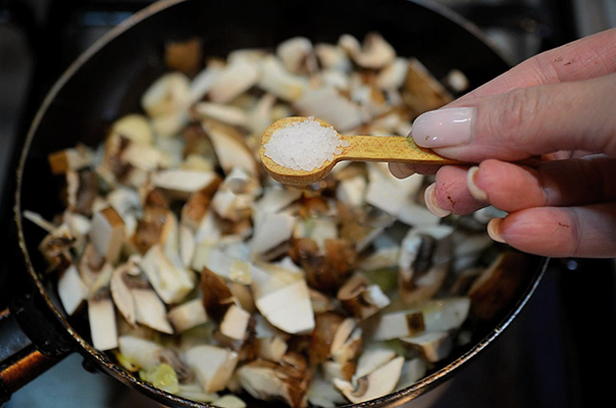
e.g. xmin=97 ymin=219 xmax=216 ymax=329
xmin=259 ymin=116 xmax=460 ymax=185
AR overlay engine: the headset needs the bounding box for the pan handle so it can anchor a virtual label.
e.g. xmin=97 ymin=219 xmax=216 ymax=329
xmin=0 ymin=293 xmax=72 ymax=402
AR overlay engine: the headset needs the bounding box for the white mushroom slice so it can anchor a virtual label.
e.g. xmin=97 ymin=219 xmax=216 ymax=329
xmin=334 ymin=356 xmax=404 ymax=404
xmin=23 ymin=210 xmax=56 ymax=233
xmin=167 ymin=298 xmax=208 ymax=332
xmin=110 ymin=265 xmax=136 ymax=325
xmin=294 ymin=87 xmax=363 ymax=132
xmin=258 ymin=56 xmax=309 ymax=102
xmin=256 ymin=335 xmax=288 ymax=362
xmin=340 ymin=33 xmax=396 ymax=69
xmin=58 ymin=265 xmax=88 ymax=315
xmin=141 ymin=245 xmax=194 ymax=304
xmin=276 ymin=36 xmax=316 ymax=74
xmin=330 ymin=317 xmax=357 ymax=356
xmin=377 ymin=58 xmax=408 ymax=90
xmin=309 ymin=289 xmax=336 ymax=313
xmin=400 ymin=331 xmax=452 ymax=362
xmin=365 ymin=164 xmax=423 ymax=216
xmin=64 ymin=212 xmax=91 ymax=249
xmin=141 ymin=72 xmax=191 ymax=118
xmin=88 ymin=295 xmax=118 ymax=351
xmin=107 ymin=188 xmax=140 ymax=219
xmin=212 ymin=395 xmax=246 ymax=408
xmin=318 ymin=69 xmax=350 ymax=90
xmin=246 ymin=93 xmax=276 ymax=136
xmin=118 ymin=335 xmax=163 ymax=370
xmin=184 ymin=345 xmax=239 ymax=393
xmin=208 ymin=58 xmax=259 ymax=103
xmin=152 ymin=169 xmax=218 ymax=195
xmin=336 ymin=175 xmax=366 ymax=207
xmin=353 ymin=347 xmax=396 ymax=381
xmin=220 ymin=304 xmax=251 ymax=341
xmin=110 ymin=114 xmax=153 ymax=145
xmin=203 ymin=120 xmax=258 ymax=176
xmin=253 ymin=187 xmax=301 ymax=223
xmin=307 ymin=374 xmax=346 ymax=408
xmin=194 ymin=102 xmax=247 ymax=127
xmin=48 ymin=146 xmax=93 ymax=175
xmin=444 ymin=69 xmax=470 ymax=92
xmin=315 ymin=43 xmax=351 ymax=71
xmin=396 ymin=358 xmax=427 ymax=390
xmin=151 ymin=110 xmax=188 ymax=138
xmin=132 ymin=288 xmax=173 ymax=334
xmin=252 ymin=266 xmax=314 ymax=334
xmin=190 ymin=62 xmax=224 ymax=104
xmin=179 ymin=225 xmax=195 ymax=268
xmin=121 ymin=142 xmax=164 ymax=171
xmin=191 ymin=244 xmax=230 ymax=277
xmin=404 ymin=58 xmax=453 ymax=113
xmin=397 ymin=203 xmax=440 ymax=228
xmin=372 ymin=310 xmax=426 ymax=341
xmin=337 ymin=275 xmax=390 ymax=320
xmin=236 ymin=359 xmax=308 ymax=407
xmin=194 ymin=210 xmax=222 ymax=245
xmin=251 ymin=212 xmax=296 ymax=255
xmin=89 ymin=207 xmax=125 ymax=263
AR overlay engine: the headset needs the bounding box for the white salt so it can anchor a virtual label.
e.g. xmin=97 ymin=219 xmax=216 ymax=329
xmin=263 ymin=118 xmax=348 ymax=171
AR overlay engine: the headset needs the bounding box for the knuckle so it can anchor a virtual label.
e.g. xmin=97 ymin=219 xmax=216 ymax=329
xmin=487 ymin=88 xmax=543 ymax=147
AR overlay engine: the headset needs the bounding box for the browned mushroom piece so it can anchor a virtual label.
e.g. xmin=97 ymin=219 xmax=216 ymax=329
xmin=309 ymin=312 xmax=346 ymax=365
xmin=337 ymin=203 xmax=395 ymax=251
xmin=132 ymin=206 xmax=168 ymax=254
xmin=468 ymin=251 xmax=531 ymax=320
xmin=165 ymin=37 xmax=202 ymax=75
xmin=403 ymin=58 xmax=453 ymax=116
xmin=39 ymin=225 xmax=75 ymax=272
xmin=48 ymin=145 xmax=93 ymax=175
xmin=181 ymin=176 xmax=222 ymax=230
xmin=334 ymin=356 xmax=404 ymax=404
xmin=200 ymin=266 xmax=235 ymax=322
xmin=337 ymin=274 xmax=390 ymax=320
xmin=89 ymin=206 xmax=125 ymax=264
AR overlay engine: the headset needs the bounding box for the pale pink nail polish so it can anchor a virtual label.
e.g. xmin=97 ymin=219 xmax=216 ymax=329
xmin=487 ymin=218 xmax=506 ymax=243
xmin=411 ymin=107 xmax=475 ymax=148
xmin=424 ymin=183 xmax=451 ymax=217
xmin=467 ymin=166 xmax=488 ymax=201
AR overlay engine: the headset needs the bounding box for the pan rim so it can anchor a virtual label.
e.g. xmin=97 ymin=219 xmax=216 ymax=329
xmin=13 ymin=0 xmax=543 ymax=406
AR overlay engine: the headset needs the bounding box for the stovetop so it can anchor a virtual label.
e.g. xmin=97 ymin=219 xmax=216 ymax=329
xmin=1 ymin=1 xmax=614 ymax=407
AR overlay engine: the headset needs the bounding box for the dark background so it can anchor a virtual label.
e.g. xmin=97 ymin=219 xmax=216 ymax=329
xmin=0 ymin=0 xmax=614 ymax=407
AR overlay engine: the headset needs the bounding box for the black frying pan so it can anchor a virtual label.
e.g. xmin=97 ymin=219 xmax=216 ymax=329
xmin=1 ymin=0 xmax=547 ymax=406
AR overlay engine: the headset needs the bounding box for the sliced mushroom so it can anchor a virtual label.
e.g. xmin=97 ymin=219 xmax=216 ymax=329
xmin=307 ymin=373 xmax=346 ymax=408
xmin=140 ymin=244 xmax=194 ymax=304
xmin=208 ymin=58 xmax=259 ymax=103
xmin=190 ymin=60 xmax=224 ymax=104
xmin=334 ymin=356 xmax=403 ymax=404
xmin=337 ymin=203 xmax=395 ymax=252
xmin=202 ymin=119 xmax=258 ymax=176
xmin=337 ymin=274 xmax=390 ymax=320
xmin=39 ymin=224 xmax=75 ymax=271
xmin=328 ymin=319 xmax=362 ymax=382
xmin=395 ymin=358 xmax=427 ymax=391
xmin=315 ymin=43 xmax=351 ymax=72
xmin=110 ymin=114 xmax=153 ymax=145
xmin=253 ymin=187 xmax=302 ymax=223
xmin=372 ymin=310 xmax=426 ymax=341
xmin=251 ymin=212 xmax=296 ymax=255
xmin=360 ymin=246 xmax=399 ymax=271
xmin=200 ymin=266 xmax=235 ymax=322
xmin=167 ymin=298 xmax=208 ymax=332
xmin=118 ymin=335 xmax=164 ymax=370
xmin=48 ymin=146 xmax=93 ymax=175
xmin=212 ymin=395 xmax=246 ymax=408
xmin=88 ymin=292 xmax=118 ymax=351
xmin=132 ymin=288 xmax=174 ymax=334
xmin=23 ymin=210 xmax=56 ymax=233
xmin=121 ymin=142 xmax=165 ymax=172
xmin=142 ymin=72 xmax=191 ymax=118
xmin=164 ymin=37 xmax=202 ymax=75
xmin=365 ymin=163 xmax=423 ymax=216
xmin=400 ymin=331 xmax=452 ymax=363
xmin=336 ymin=175 xmax=366 ymax=207
xmin=258 ymin=56 xmax=309 ymax=102
xmin=309 ymin=289 xmax=336 ymax=314
xmin=251 ymin=265 xmax=315 ymax=334
xmin=152 ymin=169 xmax=219 ymax=197
xmin=184 ymin=345 xmax=239 ymax=393
xmin=352 ymin=347 xmax=396 ymax=381
xmin=468 ymin=251 xmax=530 ymax=320
xmin=110 ymin=263 xmax=136 ymax=325
xmin=340 ymin=32 xmax=395 ymax=69
xmin=180 ymin=177 xmax=221 ymax=230
xmin=276 ymin=37 xmax=317 ymax=74
xmin=58 ymin=265 xmax=88 ymax=315
xmin=193 ymin=102 xmax=247 ymax=127
xmin=220 ymin=304 xmax=251 ymax=341
xmin=398 ymin=225 xmax=453 ymax=305
xmin=236 ymin=355 xmax=310 ymax=408
xmin=294 ymin=87 xmax=363 ymax=132
xmin=309 ymin=312 xmax=345 ymax=365
xmin=89 ymin=207 xmax=125 ymax=264
xmin=256 ymin=335 xmax=288 ymax=362
xmin=246 ymin=93 xmax=276 ymax=136
xmin=403 ymin=58 xmax=453 ymax=114
xmin=377 ymin=58 xmax=408 ymax=90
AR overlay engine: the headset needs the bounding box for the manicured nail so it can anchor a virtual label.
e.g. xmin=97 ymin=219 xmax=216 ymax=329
xmin=388 ymin=162 xmax=414 ymax=179
xmin=467 ymin=166 xmax=487 ymax=201
xmin=487 ymin=218 xmax=506 ymax=243
xmin=411 ymin=107 xmax=475 ymax=148
xmin=424 ymin=183 xmax=451 ymax=217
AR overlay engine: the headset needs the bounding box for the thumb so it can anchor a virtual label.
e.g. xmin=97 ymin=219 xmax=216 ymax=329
xmin=410 ymin=73 xmax=616 ymax=162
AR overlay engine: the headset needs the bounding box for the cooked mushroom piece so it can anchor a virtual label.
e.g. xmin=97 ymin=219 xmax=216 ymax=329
xmin=140 ymin=244 xmax=194 ymax=304
xmin=372 ymin=310 xmax=426 ymax=341
xmin=88 ymin=292 xmax=118 ymax=351
xmin=164 ymin=37 xmax=202 ymax=75
xmin=141 ymin=72 xmax=191 ymax=118
xmin=334 ymin=356 xmax=404 ymax=404
xmin=57 ymin=265 xmax=88 ymax=315
xmin=251 ymin=212 xmax=296 ymax=255
xmin=315 ymin=43 xmax=351 ymax=72
xmin=208 ymin=58 xmax=259 ymax=103
xmin=110 ymin=264 xmax=136 ymax=325
xmin=132 ymin=288 xmax=174 ymax=334
xmin=294 ymin=87 xmax=363 ymax=132
xmin=403 ymin=58 xmax=453 ymax=114
xmin=395 ymin=358 xmax=427 ymax=391
xmin=48 ymin=146 xmax=93 ymax=174
xmin=152 ymin=169 xmax=219 ymax=197
xmin=276 ymin=36 xmax=317 ymax=74
xmin=307 ymin=374 xmax=347 ymax=408
xmin=340 ymin=32 xmax=395 ymax=69
xmin=190 ymin=60 xmax=224 ymax=104
xmin=256 ymin=335 xmax=288 ymax=362
xmin=219 ymin=304 xmax=251 ymax=341
xmin=89 ymin=207 xmax=125 ymax=264
xmin=400 ymin=331 xmax=452 ymax=362
xmin=309 ymin=312 xmax=345 ymax=365
xmin=193 ymin=102 xmax=248 ymax=127
xmin=258 ymin=56 xmax=309 ymax=102
xmin=202 ymin=120 xmax=258 ymax=176
xmin=118 ymin=335 xmax=164 ymax=370
xmin=212 ymin=395 xmax=246 ymax=408
xmin=184 ymin=345 xmax=239 ymax=393
xmin=337 ymin=274 xmax=390 ymax=320
xmin=167 ymin=298 xmax=208 ymax=332
xmin=377 ymin=58 xmax=408 ymax=90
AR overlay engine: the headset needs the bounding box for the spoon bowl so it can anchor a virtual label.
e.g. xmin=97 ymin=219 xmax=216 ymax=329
xmin=259 ymin=116 xmax=460 ymax=186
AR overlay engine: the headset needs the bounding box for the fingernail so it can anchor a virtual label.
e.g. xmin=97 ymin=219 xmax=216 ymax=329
xmin=411 ymin=107 xmax=475 ymax=148
xmin=424 ymin=183 xmax=451 ymax=217
xmin=487 ymin=218 xmax=506 ymax=243
xmin=389 ymin=162 xmax=414 ymax=179
xmin=467 ymin=166 xmax=488 ymax=201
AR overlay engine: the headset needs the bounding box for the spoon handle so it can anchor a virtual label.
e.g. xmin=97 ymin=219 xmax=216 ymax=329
xmin=338 ymin=135 xmax=460 ymax=164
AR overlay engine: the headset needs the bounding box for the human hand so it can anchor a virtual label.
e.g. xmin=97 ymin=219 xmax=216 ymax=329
xmin=390 ymin=28 xmax=616 ymax=258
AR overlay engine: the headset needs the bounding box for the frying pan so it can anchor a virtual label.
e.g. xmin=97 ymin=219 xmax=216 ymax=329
xmin=1 ymin=0 xmax=548 ymax=406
